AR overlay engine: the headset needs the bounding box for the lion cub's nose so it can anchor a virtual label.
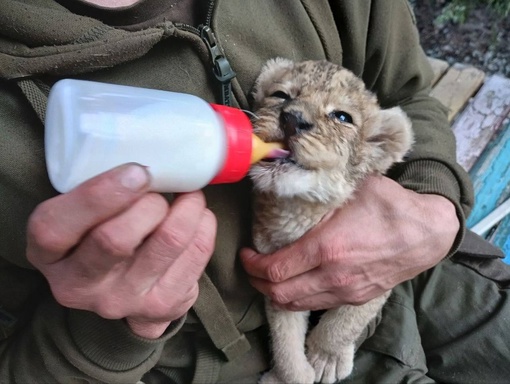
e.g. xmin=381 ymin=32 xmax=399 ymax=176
xmin=281 ymin=111 xmax=313 ymax=138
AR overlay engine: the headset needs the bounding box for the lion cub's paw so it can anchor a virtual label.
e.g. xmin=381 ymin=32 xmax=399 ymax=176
xmin=307 ymin=341 xmax=355 ymax=383
xmin=258 ymin=370 xmax=281 ymax=384
xmin=259 ymin=364 xmax=315 ymax=384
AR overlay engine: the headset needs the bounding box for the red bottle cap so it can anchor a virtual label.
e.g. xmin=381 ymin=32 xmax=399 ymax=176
xmin=209 ymin=103 xmax=253 ymax=184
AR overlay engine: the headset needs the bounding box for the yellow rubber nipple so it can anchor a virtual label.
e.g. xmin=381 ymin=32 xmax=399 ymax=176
xmin=250 ymin=134 xmax=288 ymax=164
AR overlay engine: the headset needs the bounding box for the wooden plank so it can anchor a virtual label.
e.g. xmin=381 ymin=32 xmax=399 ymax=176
xmin=428 ymin=57 xmax=450 ymax=86
xmin=430 ymin=63 xmax=485 ymax=122
xmin=452 ymin=75 xmax=510 ymax=171
xmin=467 ymin=120 xmax=510 ymax=236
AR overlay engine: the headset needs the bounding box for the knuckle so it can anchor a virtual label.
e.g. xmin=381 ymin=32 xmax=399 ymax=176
xmin=349 ymin=293 xmax=367 ymax=306
xmin=81 ymin=178 xmax=137 ymax=212
xmin=51 ymin=289 xmax=74 ymax=309
xmin=190 ymin=209 xmax=217 ymax=256
xmin=180 ymin=283 xmax=199 ymax=303
xmin=327 ymin=272 xmax=353 ymax=289
xmin=191 ymin=232 xmax=215 ymax=258
xmin=202 ymin=208 xmax=217 ymax=232
xmin=318 ymin=241 xmax=339 ymax=265
xmin=144 ymin=192 xmax=169 ymax=211
xmin=154 ymin=284 xmax=198 ymax=320
xmin=267 ymin=286 xmax=289 ymax=305
xmin=81 ymin=182 xmax=113 ymax=210
xmin=93 ymin=299 xmax=126 ymax=320
xmin=267 ymin=263 xmax=286 ymax=283
xmin=182 ymin=190 xmax=207 ymax=209
xmin=179 ymin=284 xmax=199 ymax=312
xmin=50 ymin=284 xmax=86 ymax=310
xmin=169 ymin=306 xmax=190 ymax=321
xmin=158 ymin=226 xmax=190 ymax=252
xmin=191 ymin=238 xmax=215 ymax=259
xmin=27 ymin=209 xmax=67 ymax=255
xmin=90 ymin=226 xmax=133 ymax=257
xmin=84 ymin=181 xmax=104 ymax=199
xmin=284 ymin=301 xmax=302 ymax=311
xmin=156 ymin=202 xmax=216 ymax=254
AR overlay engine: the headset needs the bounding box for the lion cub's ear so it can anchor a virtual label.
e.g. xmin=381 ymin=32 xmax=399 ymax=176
xmin=252 ymin=58 xmax=294 ymax=107
xmin=364 ymin=106 xmax=414 ymax=173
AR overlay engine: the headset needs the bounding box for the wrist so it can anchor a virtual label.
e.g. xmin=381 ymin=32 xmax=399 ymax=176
xmin=410 ymin=191 xmax=460 ymax=264
xmin=392 ymin=159 xmax=470 ymax=257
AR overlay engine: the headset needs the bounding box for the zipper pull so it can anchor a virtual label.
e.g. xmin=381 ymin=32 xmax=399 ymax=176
xmin=199 ymin=25 xmax=236 ymax=106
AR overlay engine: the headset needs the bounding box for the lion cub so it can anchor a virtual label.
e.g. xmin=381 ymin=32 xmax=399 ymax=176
xmin=249 ymin=59 xmax=413 ymax=384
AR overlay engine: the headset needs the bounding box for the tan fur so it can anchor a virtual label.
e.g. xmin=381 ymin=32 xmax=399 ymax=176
xmin=250 ymin=59 xmax=413 ymax=383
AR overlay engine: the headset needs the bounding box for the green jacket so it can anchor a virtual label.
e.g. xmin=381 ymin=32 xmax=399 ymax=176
xmin=0 ymin=0 xmax=473 ymax=383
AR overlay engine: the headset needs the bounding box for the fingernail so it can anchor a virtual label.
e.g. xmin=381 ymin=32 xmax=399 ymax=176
xmin=119 ymin=164 xmax=149 ymax=191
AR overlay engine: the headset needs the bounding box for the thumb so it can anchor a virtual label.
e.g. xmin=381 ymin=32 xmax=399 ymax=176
xmin=239 ymin=247 xmax=262 ymax=264
xmin=239 ymin=247 xmax=271 ymax=279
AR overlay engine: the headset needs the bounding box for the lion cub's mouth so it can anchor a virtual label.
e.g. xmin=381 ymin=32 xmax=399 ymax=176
xmin=261 ymin=142 xmax=289 ymax=162
xmin=260 ymin=144 xmax=303 ymax=167
xmin=264 ymin=147 xmax=290 ymax=160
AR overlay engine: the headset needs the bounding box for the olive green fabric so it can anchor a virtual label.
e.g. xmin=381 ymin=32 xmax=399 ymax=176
xmin=0 ymin=0 xmax=495 ymax=383
xmin=344 ymin=253 xmax=510 ymax=384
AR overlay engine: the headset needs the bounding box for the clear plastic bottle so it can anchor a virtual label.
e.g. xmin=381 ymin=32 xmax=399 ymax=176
xmin=45 ymin=79 xmax=285 ymax=193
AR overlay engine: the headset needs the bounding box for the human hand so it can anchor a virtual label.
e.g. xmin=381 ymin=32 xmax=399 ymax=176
xmin=27 ymin=164 xmax=216 ymax=338
xmin=241 ymin=174 xmax=459 ymax=311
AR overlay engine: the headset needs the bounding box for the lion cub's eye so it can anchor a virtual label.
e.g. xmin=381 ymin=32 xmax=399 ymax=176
xmin=330 ymin=110 xmax=354 ymax=124
xmin=270 ymin=91 xmax=291 ymax=100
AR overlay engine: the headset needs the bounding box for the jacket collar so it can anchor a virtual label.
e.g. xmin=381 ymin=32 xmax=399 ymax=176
xmin=0 ymin=0 xmax=173 ymax=79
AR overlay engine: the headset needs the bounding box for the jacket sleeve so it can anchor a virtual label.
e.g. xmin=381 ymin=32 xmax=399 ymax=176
xmin=330 ymin=0 xmax=474 ymax=254
xmin=0 ymin=81 xmax=185 ymax=384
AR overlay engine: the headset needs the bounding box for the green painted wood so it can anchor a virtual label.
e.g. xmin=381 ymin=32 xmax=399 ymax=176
xmin=490 ymin=215 xmax=510 ymax=264
xmin=467 ymin=120 xmax=510 ymax=262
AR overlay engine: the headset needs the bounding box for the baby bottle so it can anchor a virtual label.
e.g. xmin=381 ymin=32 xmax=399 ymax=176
xmin=44 ymin=79 xmax=285 ymax=193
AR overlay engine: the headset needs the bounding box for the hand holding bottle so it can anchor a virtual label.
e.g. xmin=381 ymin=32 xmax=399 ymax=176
xmin=26 ymin=164 xmax=217 ymax=339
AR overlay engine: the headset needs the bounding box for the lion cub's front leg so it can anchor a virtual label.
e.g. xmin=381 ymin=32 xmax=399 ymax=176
xmin=305 ymin=292 xmax=391 ymax=383
xmin=259 ymin=299 xmax=315 ymax=384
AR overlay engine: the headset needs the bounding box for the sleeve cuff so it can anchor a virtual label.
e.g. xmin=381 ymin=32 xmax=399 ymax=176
xmin=393 ymin=159 xmax=467 ymax=258
xmin=68 ymin=308 xmax=186 ymax=371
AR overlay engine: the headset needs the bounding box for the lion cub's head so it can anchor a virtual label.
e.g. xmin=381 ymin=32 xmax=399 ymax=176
xmin=249 ymin=58 xmax=413 ymax=204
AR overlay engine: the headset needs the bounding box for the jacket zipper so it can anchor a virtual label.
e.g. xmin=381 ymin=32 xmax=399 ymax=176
xmin=174 ymin=1 xmax=236 ymax=106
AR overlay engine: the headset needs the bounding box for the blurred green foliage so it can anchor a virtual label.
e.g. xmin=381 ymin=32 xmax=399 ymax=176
xmin=435 ymin=0 xmax=510 ymax=25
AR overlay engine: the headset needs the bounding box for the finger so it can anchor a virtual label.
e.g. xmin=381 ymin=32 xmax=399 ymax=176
xmin=248 ymin=267 xmax=329 ymax=305
xmin=125 ymin=282 xmax=200 ymax=339
xmin=64 ymin=193 xmax=169 ymax=277
xmin=127 ymin=191 xmax=211 ymax=283
xmin=125 ymin=318 xmax=173 ymax=339
xmin=27 ymin=163 xmax=150 ymax=265
xmin=240 ymin=240 xmax=321 ymax=282
xmin=157 ymin=207 xmax=217 ymax=290
xmin=278 ymin=284 xmax=381 ymax=311
xmin=131 ymin=209 xmax=216 ymax=317
xmin=277 ymin=291 xmax=346 ymax=311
